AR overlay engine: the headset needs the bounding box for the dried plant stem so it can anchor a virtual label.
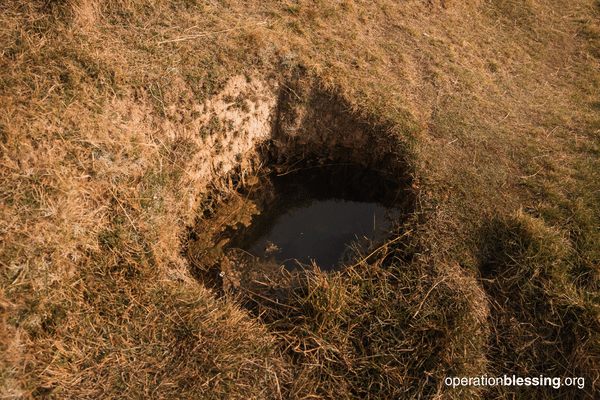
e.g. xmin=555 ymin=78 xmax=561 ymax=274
xmin=157 ymin=21 xmax=268 ymax=45
xmin=349 ymin=229 xmax=413 ymax=269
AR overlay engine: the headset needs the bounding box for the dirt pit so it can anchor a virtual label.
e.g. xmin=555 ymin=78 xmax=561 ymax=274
xmin=184 ymin=77 xmax=413 ymax=300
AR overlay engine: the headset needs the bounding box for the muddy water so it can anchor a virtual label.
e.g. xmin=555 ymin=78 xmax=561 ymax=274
xmin=225 ymin=165 xmax=403 ymax=271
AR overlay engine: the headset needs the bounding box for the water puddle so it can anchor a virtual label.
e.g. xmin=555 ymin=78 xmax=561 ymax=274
xmin=225 ymin=164 xmax=403 ymax=272
xmin=188 ymin=161 xmax=408 ymax=296
xmin=245 ymin=199 xmax=396 ymax=270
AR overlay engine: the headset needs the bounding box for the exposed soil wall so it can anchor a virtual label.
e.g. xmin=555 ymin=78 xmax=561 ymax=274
xmin=272 ymin=85 xmax=406 ymax=176
xmin=113 ymin=74 xmax=279 ymax=192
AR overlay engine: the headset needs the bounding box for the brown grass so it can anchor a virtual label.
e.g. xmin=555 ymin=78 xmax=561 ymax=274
xmin=1 ymin=0 xmax=600 ymax=398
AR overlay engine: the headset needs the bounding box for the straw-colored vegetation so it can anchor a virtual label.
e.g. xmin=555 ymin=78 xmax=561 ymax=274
xmin=1 ymin=0 xmax=599 ymax=398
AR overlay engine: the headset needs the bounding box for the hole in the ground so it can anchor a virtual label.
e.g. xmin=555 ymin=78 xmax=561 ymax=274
xmin=187 ymin=155 xmax=412 ymax=299
xmin=184 ymin=83 xmax=414 ymax=301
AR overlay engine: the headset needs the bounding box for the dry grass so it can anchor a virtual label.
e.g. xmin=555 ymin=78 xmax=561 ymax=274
xmin=1 ymin=0 xmax=600 ymax=398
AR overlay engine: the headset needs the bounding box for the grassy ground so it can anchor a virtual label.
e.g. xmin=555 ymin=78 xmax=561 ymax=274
xmin=1 ymin=0 xmax=599 ymax=398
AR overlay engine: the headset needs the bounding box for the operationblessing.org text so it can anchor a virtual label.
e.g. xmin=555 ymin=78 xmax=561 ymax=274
xmin=444 ymin=375 xmax=585 ymax=390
